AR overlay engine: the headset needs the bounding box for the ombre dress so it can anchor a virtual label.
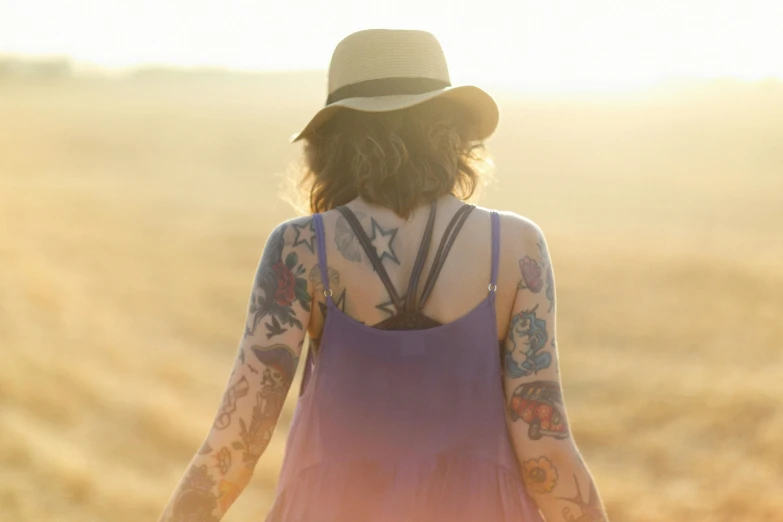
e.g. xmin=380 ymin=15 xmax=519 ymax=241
xmin=264 ymin=202 xmax=543 ymax=522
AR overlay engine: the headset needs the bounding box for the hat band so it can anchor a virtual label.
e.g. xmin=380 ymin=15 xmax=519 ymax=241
xmin=326 ymin=77 xmax=451 ymax=105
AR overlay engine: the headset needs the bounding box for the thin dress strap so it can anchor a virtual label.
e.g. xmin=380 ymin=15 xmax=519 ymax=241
xmin=489 ymin=211 xmax=500 ymax=294
xmin=416 ymin=204 xmax=476 ymax=311
xmin=312 ymin=213 xmax=333 ymax=304
xmin=405 ymin=200 xmax=438 ymax=311
xmin=336 ymin=206 xmax=404 ymax=312
xmin=299 ymin=213 xmax=328 ymax=397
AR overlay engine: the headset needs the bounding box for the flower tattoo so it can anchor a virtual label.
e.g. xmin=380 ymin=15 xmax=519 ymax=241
xmin=272 ymin=261 xmax=296 ymax=306
xmin=522 ymin=456 xmax=559 ymax=494
xmin=245 ymin=224 xmax=312 ymax=339
xmin=518 ymin=256 xmax=544 ymax=293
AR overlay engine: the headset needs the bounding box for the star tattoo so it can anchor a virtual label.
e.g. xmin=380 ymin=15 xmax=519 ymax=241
xmin=376 ymin=293 xmax=405 ymax=317
xmin=292 ymin=219 xmax=315 ymax=254
xmin=368 ymin=218 xmax=399 ymax=265
xmin=376 ymin=298 xmax=396 ymax=317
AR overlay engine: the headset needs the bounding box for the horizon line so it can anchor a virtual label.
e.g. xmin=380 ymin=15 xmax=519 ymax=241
xmin=2 ymin=52 xmax=782 ymax=96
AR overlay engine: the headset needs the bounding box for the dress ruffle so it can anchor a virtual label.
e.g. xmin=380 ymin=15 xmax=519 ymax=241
xmin=264 ymin=453 xmax=543 ymax=522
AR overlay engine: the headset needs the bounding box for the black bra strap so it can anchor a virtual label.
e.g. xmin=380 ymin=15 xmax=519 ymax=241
xmin=336 ymin=206 xmax=404 ymax=312
xmin=417 ymin=204 xmax=476 ymax=311
xmin=405 ymin=201 xmax=438 ymax=311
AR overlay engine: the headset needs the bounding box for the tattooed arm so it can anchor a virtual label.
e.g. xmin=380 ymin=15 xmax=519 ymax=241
xmin=158 ymin=217 xmax=316 ymax=522
xmin=503 ymin=220 xmax=608 ymax=522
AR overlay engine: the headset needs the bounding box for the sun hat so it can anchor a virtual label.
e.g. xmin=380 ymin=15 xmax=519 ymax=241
xmin=290 ymin=28 xmax=499 ymax=143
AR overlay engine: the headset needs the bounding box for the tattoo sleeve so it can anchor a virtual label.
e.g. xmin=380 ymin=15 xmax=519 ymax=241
xmin=244 ymin=223 xmax=312 ymax=339
xmin=503 ymin=227 xmax=608 ymax=521
xmin=158 ymin=220 xmax=313 ymax=522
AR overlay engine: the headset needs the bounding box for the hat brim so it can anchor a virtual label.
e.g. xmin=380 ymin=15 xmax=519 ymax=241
xmin=289 ymin=85 xmax=499 ymax=143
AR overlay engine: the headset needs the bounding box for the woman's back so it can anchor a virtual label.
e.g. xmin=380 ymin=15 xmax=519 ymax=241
xmin=265 ymin=194 xmax=544 ymax=522
xmin=306 ymin=194 xmax=522 ymax=348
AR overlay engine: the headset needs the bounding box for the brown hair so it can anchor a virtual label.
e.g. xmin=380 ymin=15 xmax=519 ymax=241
xmin=296 ymin=98 xmax=492 ymax=219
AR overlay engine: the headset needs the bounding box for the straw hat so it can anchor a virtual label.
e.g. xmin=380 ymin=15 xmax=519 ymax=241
xmin=290 ymin=29 xmax=499 ymax=143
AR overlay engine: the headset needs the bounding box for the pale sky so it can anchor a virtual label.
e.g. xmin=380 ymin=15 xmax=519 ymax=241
xmin=1 ymin=0 xmax=782 ymax=93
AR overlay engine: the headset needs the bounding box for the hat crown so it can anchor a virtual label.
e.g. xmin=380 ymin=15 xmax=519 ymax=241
xmin=328 ymin=29 xmax=451 ymax=95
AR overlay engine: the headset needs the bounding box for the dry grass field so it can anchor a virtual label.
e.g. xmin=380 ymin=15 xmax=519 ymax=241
xmin=1 ymin=72 xmax=782 ymax=522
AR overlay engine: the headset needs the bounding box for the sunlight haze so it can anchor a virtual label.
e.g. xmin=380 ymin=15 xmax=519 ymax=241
xmin=1 ymin=0 xmax=782 ymax=92
xmin=3 ymin=1 xmax=783 ymax=521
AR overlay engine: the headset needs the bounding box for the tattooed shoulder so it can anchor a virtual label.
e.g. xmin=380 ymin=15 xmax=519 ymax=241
xmin=510 ymin=213 xmax=556 ymax=312
xmin=290 ymin=217 xmax=316 ymax=254
xmin=244 ymin=220 xmax=315 ymax=340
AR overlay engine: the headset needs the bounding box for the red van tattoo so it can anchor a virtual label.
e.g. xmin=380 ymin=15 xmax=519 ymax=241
xmin=508 ymin=381 xmax=569 ymax=440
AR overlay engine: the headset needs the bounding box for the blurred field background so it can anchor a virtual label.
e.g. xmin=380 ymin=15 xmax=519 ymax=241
xmin=1 ymin=66 xmax=782 ymax=522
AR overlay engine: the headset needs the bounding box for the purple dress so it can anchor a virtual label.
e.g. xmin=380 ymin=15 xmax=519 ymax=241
xmin=264 ymin=203 xmax=543 ymax=522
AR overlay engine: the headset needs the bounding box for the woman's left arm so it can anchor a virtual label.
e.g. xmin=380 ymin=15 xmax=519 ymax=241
xmin=502 ymin=218 xmax=608 ymax=521
xmin=158 ymin=217 xmax=316 ymax=522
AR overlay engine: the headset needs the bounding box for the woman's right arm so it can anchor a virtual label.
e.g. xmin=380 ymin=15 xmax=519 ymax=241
xmin=502 ymin=218 xmax=608 ymax=521
xmin=157 ymin=218 xmax=315 ymax=521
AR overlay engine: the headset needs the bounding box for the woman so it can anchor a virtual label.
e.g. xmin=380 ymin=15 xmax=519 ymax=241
xmin=159 ymin=29 xmax=608 ymax=522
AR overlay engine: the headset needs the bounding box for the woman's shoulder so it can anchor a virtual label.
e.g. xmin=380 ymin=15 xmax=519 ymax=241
xmin=473 ymin=205 xmax=545 ymax=249
xmin=265 ymin=214 xmax=320 ymax=267
xmin=267 ymin=214 xmax=320 ymax=242
xmin=274 ymin=205 xmax=546 ymax=256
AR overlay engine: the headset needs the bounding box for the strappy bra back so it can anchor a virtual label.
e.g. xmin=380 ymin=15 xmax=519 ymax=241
xmin=303 ymin=203 xmax=501 ymax=397
xmin=333 ymin=201 xmax=475 ymax=331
